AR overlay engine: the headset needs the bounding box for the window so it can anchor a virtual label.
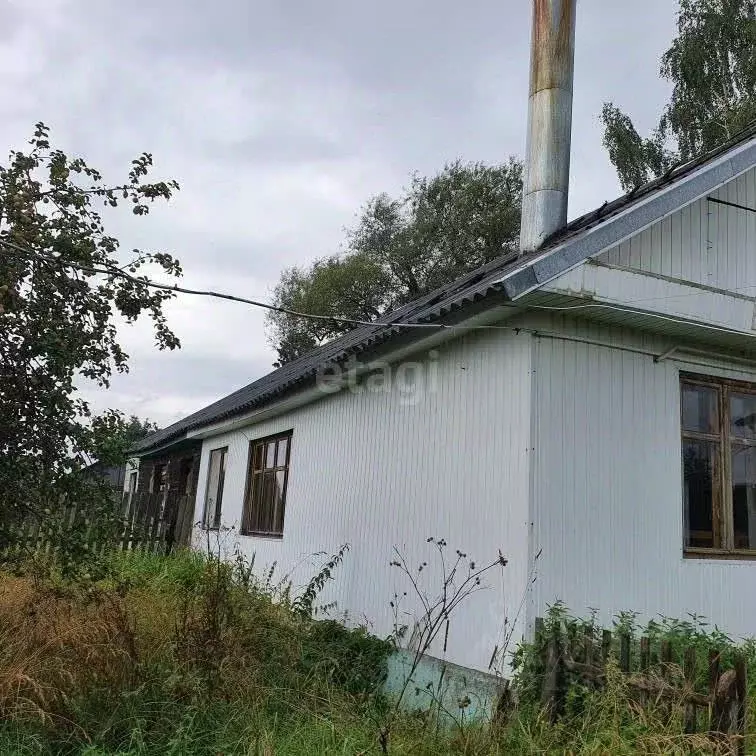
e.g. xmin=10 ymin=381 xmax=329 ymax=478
xmin=203 ymin=447 xmax=227 ymax=530
xmin=179 ymin=457 xmax=194 ymax=496
xmin=123 ymin=470 xmax=139 ymax=519
xmin=681 ymin=374 xmax=756 ymax=556
xmin=150 ymin=463 xmax=166 ymax=495
xmin=241 ymin=431 xmax=292 ymax=537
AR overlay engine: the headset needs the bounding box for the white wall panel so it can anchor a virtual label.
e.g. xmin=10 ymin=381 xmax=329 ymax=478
xmin=531 ymin=317 xmax=756 ymax=640
xmin=193 ymin=329 xmax=534 ymax=672
xmin=543 ymin=264 xmax=756 ymax=334
xmin=601 ymin=166 xmax=756 ymax=295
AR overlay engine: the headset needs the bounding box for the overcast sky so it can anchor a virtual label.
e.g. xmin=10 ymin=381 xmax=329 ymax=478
xmin=3 ymin=0 xmax=678 ymax=427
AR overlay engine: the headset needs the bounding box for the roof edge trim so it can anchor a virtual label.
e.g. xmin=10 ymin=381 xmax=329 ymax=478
xmin=499 ymin=136 xmax=756 ymax=300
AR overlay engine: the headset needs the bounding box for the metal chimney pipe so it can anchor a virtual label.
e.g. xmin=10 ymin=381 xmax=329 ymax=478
xmin=519 ymin=0 xmax=577 ymax=254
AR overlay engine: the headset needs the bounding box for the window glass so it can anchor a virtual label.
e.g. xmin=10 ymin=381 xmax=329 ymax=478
xmin=203 ymin=448 xmax=227 ymax=529
xmin=277 ymin=437 xmax=289 ymax=466
xmin=730 ymin=393 xmax=756 ymax=440
xmin=241 ymin=431 xmax=292 ymax=537
xmin=250 ymin=473 xmax=263 ymax=532
xmin=680 ymin=377 xmax=756 ymax=555
xmin=682 ymin=440 xmax=716 ymax=549
xmin=732 ymin=444 xmax=756 ymax=549
xmin=681 ymin=384 xmax=718 ymax=434
xmin=262 ymin=471 xmax=277 ymax=525
xmin=266 ymin=442 xmax=276 ymax=469
xmin=252 ymin=443 xmax=264 ymax=472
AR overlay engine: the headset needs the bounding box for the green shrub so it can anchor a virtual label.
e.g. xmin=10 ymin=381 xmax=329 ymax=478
xmin=302 ymin=620 xmax=393 ymax=696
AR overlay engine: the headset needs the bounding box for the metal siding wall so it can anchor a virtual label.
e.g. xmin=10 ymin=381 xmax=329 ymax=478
xmin=602 ymin=166 xmax=756 ymax=293
xmin=193 ymin=328 xmax=533 ymax=672
xmin=532 ymin=316 xmax=756 ymax=638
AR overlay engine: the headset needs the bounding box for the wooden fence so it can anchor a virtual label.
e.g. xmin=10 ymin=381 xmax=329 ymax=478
xmin=4 ymin=490 xmax=196 ymax=558
xmin=535 ymin=617 xmax=748 ymax=753
xmin=121 ymin=490 xmax=195 ymax=553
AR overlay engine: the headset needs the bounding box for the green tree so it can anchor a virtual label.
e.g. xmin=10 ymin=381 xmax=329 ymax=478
xmin=602 ymin=0 xmax=756 ymax=191
xmin=85 ymin=415 xmax=159 ymax=470
xmin=0 ymin=123 xmax=180 ymax=554
xmin=267 ymin=159 xmax=522 ymax=365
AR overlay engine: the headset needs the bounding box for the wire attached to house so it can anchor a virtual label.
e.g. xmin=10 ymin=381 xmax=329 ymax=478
xmin=0 ymin=238 xmax=462 ymax=331
xmin=3 ymin=236 xmax=756 ymax=343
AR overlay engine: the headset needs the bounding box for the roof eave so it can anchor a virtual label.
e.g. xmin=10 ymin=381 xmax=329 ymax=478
xmin=499 ymin=134 xmax=756 ymax=300
xmin=133 ymin=291 xmax=516 ymax=452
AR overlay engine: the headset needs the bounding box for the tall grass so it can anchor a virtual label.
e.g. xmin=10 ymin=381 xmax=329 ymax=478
xmin=0 ymin=550 xmax=754 ymax=754
xmin=0 ymin=548 xmax=398 ymax=755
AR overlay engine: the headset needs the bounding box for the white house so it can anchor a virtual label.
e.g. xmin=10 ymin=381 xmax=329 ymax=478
xmin=130 ymin=1 xmax=756 ymax=676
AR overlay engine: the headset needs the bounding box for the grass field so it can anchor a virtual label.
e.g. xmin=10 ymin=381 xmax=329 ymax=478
xmin=0 ymin=548 xmax=752 ymax=754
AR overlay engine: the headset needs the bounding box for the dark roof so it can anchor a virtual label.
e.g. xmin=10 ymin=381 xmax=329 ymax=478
xmin=134 ymin=122 xmax=756 ymax=455
xmin=132 ymin=251 xmax=524 ymax=453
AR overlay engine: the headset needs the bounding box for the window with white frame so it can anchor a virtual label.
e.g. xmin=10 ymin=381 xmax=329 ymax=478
xmin=203 ymin=447 xmax=227 ymax=530
xmin=681 ymin=374 xmax=756 ymax=555
xmin=150 ymin=463 xmax=166 ymax=495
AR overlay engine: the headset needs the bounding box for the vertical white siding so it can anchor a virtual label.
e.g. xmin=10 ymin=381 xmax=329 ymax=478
xmin=194 ymin=329 xmax=534 ymax=672
xmin=601 ymin=166 xmax=756 ymax=294
xmin=531 ymin=317 xmax=756 ymax=638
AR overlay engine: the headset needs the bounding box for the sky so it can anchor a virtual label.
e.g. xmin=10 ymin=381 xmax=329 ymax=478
xmin=1 ymin=0 xmax=678 ymax=427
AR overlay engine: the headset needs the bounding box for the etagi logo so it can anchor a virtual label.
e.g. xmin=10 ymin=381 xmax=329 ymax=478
xmin=316 ymin=350 xmax=440 ymax=407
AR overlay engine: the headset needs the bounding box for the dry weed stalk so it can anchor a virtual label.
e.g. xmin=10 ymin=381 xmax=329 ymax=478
xmin=0 ymin=576 xmax=138 ymax=723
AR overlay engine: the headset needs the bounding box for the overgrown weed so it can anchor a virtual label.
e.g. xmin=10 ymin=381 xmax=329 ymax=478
xmin=0 ymin=546 xmax=397 ymax=754
xmin=1 ymin=552 xmax=756 ymax=754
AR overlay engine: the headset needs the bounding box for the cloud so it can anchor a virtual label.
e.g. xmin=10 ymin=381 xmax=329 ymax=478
xmin=1 ymin=0 xmax=679 ymax=427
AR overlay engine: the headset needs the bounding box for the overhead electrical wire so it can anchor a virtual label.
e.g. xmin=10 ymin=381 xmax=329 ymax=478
xmin=2 ymin=237 xmax=756 ymax=343
xmin=0 ymin=238 xmax=451 ymax=330
xmin=0 ymin=238 xmax=547 ymax=332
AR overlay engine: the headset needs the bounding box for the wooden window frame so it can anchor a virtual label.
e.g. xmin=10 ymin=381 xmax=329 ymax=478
xmin=202 ymin=446 xmax=228 ymax=531
xmin=682 ymin=372 xmax=756 ymax=559
xmin=240 ymin=430 xmax=293 ymax=538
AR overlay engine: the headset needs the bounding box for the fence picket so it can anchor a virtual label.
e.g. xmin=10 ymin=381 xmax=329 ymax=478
xmin=1 ymin=490 xmax=194 ymax=564
xmin=533 ymin=617 xmax=747 ymax=750
xmin=619 ymin=633 xmax=630 ymax=674
xmin=601 ymin=630 xmax=612 ymax=666
xmin=735 ymin=655 xmax=747 ymax=756
xmin=541 ymin=627 xmax=561 ymax=722
xmin=683 ymin=646 xmax=697 ymax=734
xmin=584 ymin=627 xmax=594 ymax=670
xmin=639 ymin=637 xmax=650 ymax=705
xmin=708 ymin=648 xmax=721 ymax=734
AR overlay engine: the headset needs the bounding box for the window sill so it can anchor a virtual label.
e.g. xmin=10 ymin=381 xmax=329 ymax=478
xmin=239 ymin=531 xmax=284 ymax=541
xmin=684 ymin=548 xmax=756 ymax=561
